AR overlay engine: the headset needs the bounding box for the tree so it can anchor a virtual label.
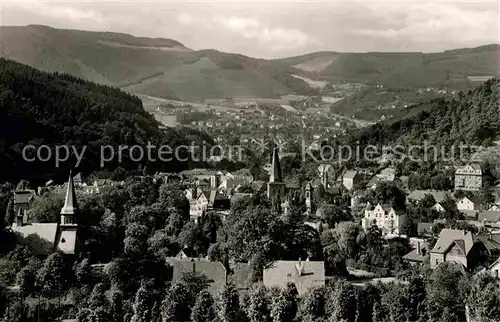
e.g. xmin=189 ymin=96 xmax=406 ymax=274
xmin=162 ymin=280 xmax=192 ymax=322
xmin=467 ymin=273 xmax=500 ymax=321
xmin=132 ymin=284 xmax=151 ymax=322
xmin=335 ymin=222 xmax=360 ymax=259
xmin=356 ymin=284 xmax=381 ymax=322
xmin=216 ymin=283 xmax=243 ymax=322
xmin=426 ymin=263 xmax=469 ymax=322
xmin=191 ymin=290 xmax=216 ymax=322
xmin=298 ymin=286 xmax=325 ymax=322
xmin=124 ymin=222 xmax=149 ymax=256
xmin=407 ymin=275 xmax=427 ymax=321
xmin=271 ymin=282 xmax=298 ymax=322
xmin=74 ymin=258 xmax=92 ymax=285
xmin=109 ymin=289 xmax=124 ymax=322
xmin=88 ymin=283 xmax=107 ymax=310
xmin=16 ymin=265 xmax=37 ymax=296
xmin=37 ymin=252 xmax=66 ymax=293
xmin=328 ymin=280 xmax=357 ymax=322
xmin=248 ymin=283 xmax=272 ymax=322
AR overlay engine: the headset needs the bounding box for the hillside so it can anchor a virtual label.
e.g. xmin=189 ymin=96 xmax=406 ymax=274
xmin=0 ymin=58 xmax=208 ymax=182
xmin=0 ymin=25 xmax=317 ymax=101
xmin=346 ymin=78 xmax=500 ymax=149
xmin=279 ymin=46 xmax=500 ymax=89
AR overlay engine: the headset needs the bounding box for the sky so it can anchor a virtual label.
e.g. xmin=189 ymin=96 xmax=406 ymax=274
xmin=1 ymin=0 xmax=499 ymax=58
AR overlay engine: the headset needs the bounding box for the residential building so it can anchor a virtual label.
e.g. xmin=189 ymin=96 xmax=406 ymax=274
xmin=488 ymin=257 xmax=500 ymax=278
xmin=455 ymin=164 xmax=482 ymax=191
xmin=13 ymin=189 xmax=37 ymax=216
xmin=478 ymin=211 xmax=500 ymax=227
xmin=429 ymin=229 xmax=487 ymax=269
xmin=263 ymin=259 xmax=325 ymax=295
xmin=361 ymin=203 xmax=407 ymax=236
xmin=189 ymin=190 xmax=230 ymax=222
xmin=11 ymin=172 xmax=80 ymax=255
xmin=403 ymin=241 xmax=428 ymax=266
xmin=342 ymin=170 xmax=361 ymax=191
xmin=456 ymin=195 xmax=482 ymax=217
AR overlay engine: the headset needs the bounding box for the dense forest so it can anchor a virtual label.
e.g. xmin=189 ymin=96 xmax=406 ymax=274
xmin=344 ymin=78 xmax=500 ymax=153
xmin=0 ymin=58 xmax=212 ymax=183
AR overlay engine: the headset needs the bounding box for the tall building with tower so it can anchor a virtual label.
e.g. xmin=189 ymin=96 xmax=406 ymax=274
xmin=11 ymin=171 xmax=80 ymax=255
xmin=267 ymin=145 xmax=286 ymax=200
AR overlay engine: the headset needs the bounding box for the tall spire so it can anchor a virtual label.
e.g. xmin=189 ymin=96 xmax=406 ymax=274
xmin=269 ymin=144 xmax=282 ymax=183
xmin=61 ymin=170 xmax=77 ymax=215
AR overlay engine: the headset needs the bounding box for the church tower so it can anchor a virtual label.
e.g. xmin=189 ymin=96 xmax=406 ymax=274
xmin=267 ymin=145 xmax=286 ymax=199
xmin=57 ymin=171 xmax=79 ymax=254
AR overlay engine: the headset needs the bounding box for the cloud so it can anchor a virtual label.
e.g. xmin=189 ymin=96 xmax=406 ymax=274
xmin=213 ymin=15 xmax=316 ymax=51
xmin=10 ymin=1 xmax=103 ymax=23
xmin=2 ymin=1 xmax=498 ymax=57
xmin=177 ymin=13 xmax=193 ymax=26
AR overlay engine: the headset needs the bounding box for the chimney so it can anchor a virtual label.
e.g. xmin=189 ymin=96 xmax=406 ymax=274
xmin=296 ymin=257 xmax=305 ymax=276
xmin=416 ymin=242 xmax=421 ymax=255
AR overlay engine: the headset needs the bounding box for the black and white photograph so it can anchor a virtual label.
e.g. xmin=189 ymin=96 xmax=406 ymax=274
xmin=0 ymin=0 xmax=499 ymax=321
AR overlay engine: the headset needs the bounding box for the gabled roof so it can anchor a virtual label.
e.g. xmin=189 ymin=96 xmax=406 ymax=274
xmin=263 ymin=260 xmax=325 ymax=295
xmin=407 ymin=190 xmax=451 ymax=203
xmin=11 ymin=223 xmax=59 ymax=254
xmin=478 ymin=211 xmax=500 ymax=223
xmin=172 ymin=260 xmax=227 ymax=295
xmin=343 ymin=170 xmax=358 ymax=180
xmin=230 ymin=193 xmax=252 ymax=205
xmin=403 ymin=248 xmax=428 ymax=262
xmin=458 ymin=194 xmax=482 ymax=205
xmin=13 ymin=190 xmax=36 ymax=205
xmin=417 ymin=222 xmax=434 ymax=235
xmin=231 ymin=263 xmax=252 ymax=289
xmin=476 ymin=234 xmax=500 ymax=253
xmin=431 ymin=229 xmax=474 ymax=255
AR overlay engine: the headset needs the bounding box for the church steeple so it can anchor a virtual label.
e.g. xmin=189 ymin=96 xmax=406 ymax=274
xmin=267 ymin=144 xmax=286 ymax=200
xmin=60 ymin=171 xmax=77 ymax=225
xmin=269 ymin=144 xmax=282 ymax=183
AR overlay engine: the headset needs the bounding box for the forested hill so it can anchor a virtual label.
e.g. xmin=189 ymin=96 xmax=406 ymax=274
xmin=0 ymin=58 xmax=208 ymax=182
xmin=346 ymin=78 xmax=500 ymax=148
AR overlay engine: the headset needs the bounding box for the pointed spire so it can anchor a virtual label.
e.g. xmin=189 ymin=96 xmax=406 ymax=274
xmin=270 ymin=143 xmax=282 ymax=183
xmin=61 ymin=170 xmax=77 ymax=215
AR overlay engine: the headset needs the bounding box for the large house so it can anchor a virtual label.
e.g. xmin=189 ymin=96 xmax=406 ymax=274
xmin=361 ymin=203 xmax=407 ymax=236
xmin=455 ymin=164 xmax=482 ymax=191
xmin=11 ymin=172 xmax=80 ymax=255
xmin=263 ymin=259 xmax=325 ymax=295
xmin=429 ymin=229 xmax=483 ymax=269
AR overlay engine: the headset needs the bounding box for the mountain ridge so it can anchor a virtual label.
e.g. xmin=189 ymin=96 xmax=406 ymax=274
xmin=1 ymin=25 xmax=498 ymax=100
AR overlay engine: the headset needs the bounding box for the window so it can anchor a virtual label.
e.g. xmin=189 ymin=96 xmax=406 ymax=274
xmin=435 ymin=259 xmax=439 ymax=265
xmin=61 ymin=238 xmax=66 ymax=243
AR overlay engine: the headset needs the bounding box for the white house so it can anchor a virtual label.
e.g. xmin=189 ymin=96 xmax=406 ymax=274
xmin=456 ymin=196 xmax=482 ymax=217
xmin=361 ymin=203 xmax=406 ymax=236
